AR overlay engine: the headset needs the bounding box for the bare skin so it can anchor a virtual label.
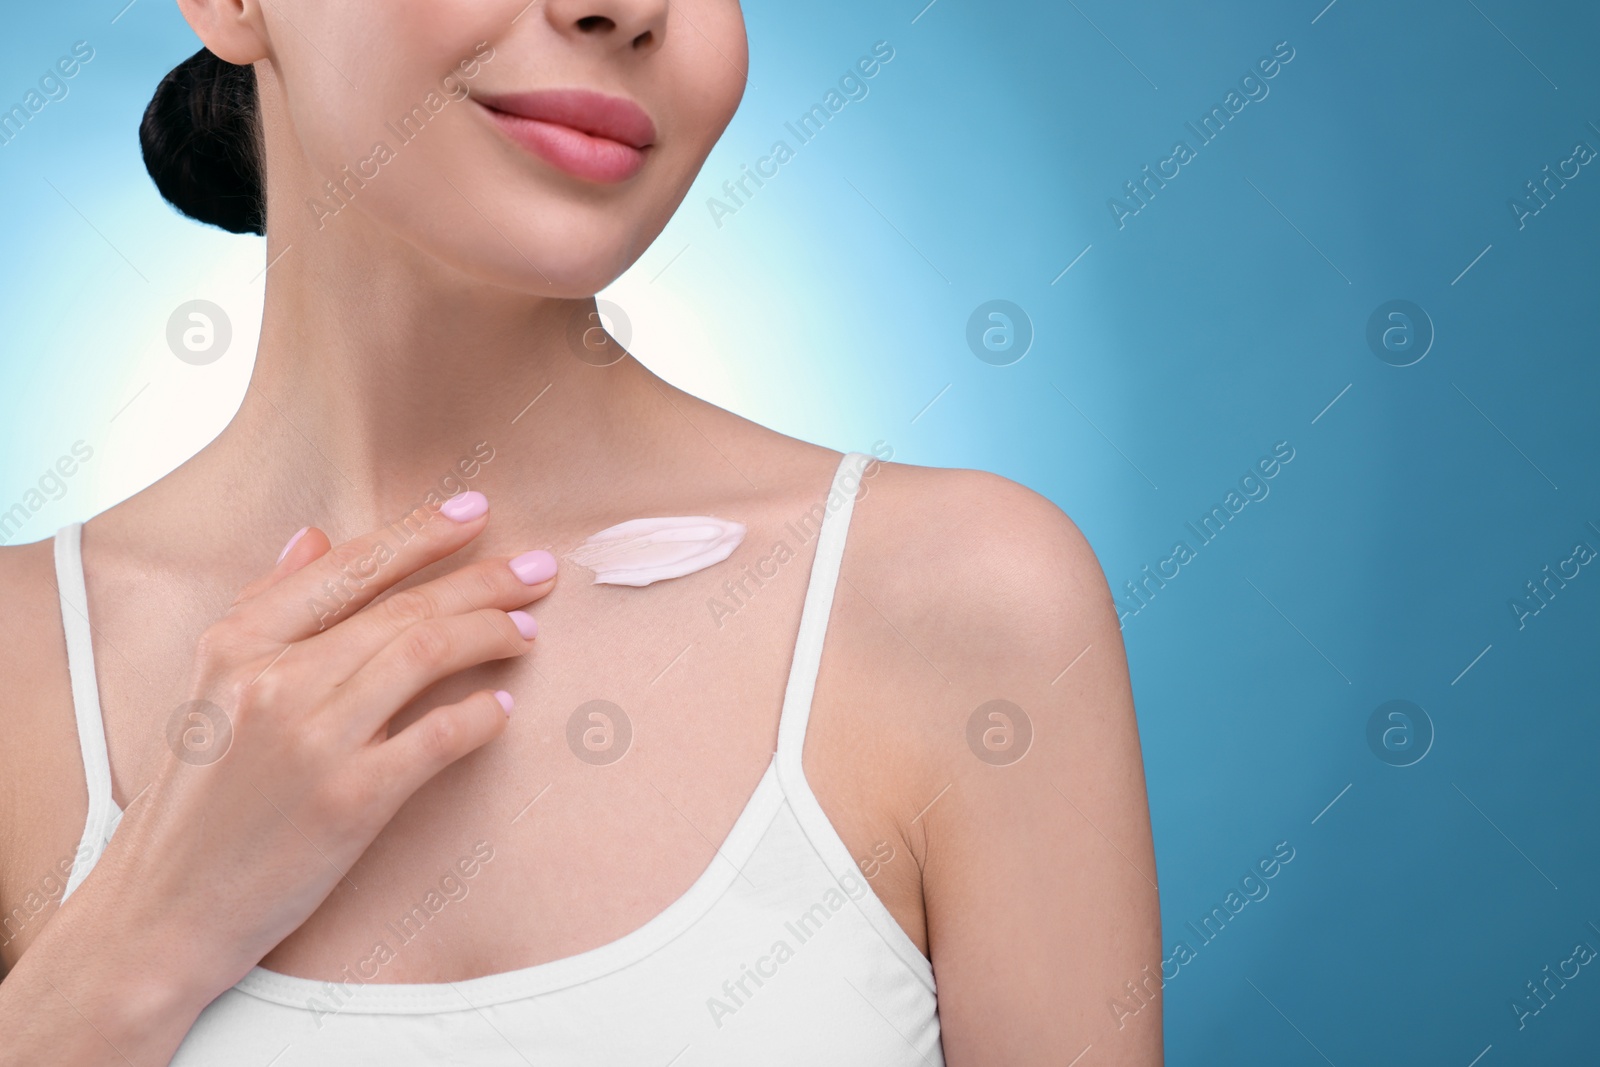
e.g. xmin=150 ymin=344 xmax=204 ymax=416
xmin=0 ymin=0 xmax=1161 ymax=1063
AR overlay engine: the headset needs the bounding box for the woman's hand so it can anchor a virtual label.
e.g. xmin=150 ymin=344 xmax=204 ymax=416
xmin=0 ymin=493 xmax=556 ymax=1066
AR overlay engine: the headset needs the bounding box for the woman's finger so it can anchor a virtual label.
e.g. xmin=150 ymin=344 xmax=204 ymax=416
xmin=225 ymin=492 xmax=492 ymax=646
xmin=332 ymin=607 xmax=536 ymax=739
xmin=366 ymin=689 xmax=515 ymax=805
xmin=296 ymin=550 xmax=556 ymax=683
xmin=230 ymin=526 xmax=330 ymax=607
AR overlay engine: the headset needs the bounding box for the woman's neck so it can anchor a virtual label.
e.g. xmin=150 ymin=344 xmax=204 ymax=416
xmin=143 ymin=229 xmax=712 ymax=563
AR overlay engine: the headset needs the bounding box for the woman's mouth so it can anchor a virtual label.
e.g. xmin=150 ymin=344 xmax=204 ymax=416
xmin=475 ymin=88 xmax=656 ymax=183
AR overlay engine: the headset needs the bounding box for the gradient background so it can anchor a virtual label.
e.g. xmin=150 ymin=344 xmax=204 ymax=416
xmin=4 ymin=1 xmax=1599 ymax=1063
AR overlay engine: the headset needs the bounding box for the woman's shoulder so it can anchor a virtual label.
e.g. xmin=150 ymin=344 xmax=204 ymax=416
xmin=849 ymin=455 xmax=1114 ymax=634
xmin=805 ymin=455 xmax=1137 ymax=956
xmin=832 ymin=458 xmax=1157 ymax=1056
xmin=826 ymin=451 xmax=1127 ymax=784
xmin=838 ymin=454 xmax=1136 ymax=802
xmin=0 ymin=533 xmax=88 ymax=972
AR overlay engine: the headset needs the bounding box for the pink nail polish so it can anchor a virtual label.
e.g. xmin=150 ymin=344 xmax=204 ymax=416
xmin=441 ymin=491 xmax=488 ymax=522
xmin=276 ymin=526 xmax=309 ymax=564
xmin=509 ymin=550 xmax=558 ymax=585
xmin=494 ymin=690 xmax=514 ymax=715
xmin=508 ymin=610 xmax=538 ymax=639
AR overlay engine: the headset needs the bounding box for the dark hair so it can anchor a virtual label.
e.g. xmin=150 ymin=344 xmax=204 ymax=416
xmin=140 ymin=48 xmax=265 ymax=236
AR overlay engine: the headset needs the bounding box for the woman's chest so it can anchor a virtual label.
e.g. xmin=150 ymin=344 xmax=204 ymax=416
xmin=89 ymin=552 xmax=930 ymax=983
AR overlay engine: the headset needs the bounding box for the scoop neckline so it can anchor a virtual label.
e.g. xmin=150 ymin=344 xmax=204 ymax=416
xmin=59 ymin=451 xmax=923 ymax=1014
xmin=232 ymin=759 xmax=788 ymax=1013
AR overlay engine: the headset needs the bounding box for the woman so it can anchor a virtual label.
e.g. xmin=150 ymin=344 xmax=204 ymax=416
xmin=0 ymin=1 xmax=1161 ymax=1063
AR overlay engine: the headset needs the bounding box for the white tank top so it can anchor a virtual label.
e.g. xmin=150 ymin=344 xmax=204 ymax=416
xmin=52 ymin=451 xmax=944 ymax=1065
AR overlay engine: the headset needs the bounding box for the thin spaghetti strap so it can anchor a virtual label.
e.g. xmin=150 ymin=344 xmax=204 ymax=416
xmin=774 ymin=451 xmax=871 ymax=774
xmin=54 ymin=522 xmax=121 ymax=902
xmin=769 ymin=451 xmax=936 ymax=987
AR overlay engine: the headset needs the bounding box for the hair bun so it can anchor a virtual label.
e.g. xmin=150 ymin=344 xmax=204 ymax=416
xmin=140 ymin=47 xmax=264 ymax=236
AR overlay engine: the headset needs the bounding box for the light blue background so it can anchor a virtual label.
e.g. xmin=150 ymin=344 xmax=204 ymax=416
xmin=4 ymin=1 xmax=1599 ymax=1063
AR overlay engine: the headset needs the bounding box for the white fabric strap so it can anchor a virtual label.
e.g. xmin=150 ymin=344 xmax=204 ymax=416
xmin=774 ymin=451 xmax=871 ymax=769
xmin=54 ymin=522 xmax=119 ymax=902
xmin=767 ymin=452 xmax=938 ymax=988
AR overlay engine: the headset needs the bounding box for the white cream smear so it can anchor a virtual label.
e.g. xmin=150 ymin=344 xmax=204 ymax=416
xmin=568 ymin=515 xmax=746 ymax=587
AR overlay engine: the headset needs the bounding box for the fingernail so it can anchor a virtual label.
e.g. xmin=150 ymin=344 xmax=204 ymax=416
xmin=276 ymin=526 xmax=309 ymax=564
xmin=509 ymin=550 xmax=558 ymax=585
xmin=494 ymin=690 xmax=514 ymax=715
xmin=441 ymin=491 xmax=489 ymax=522
xmin=508 ymin=610 xmax=538 ymax=639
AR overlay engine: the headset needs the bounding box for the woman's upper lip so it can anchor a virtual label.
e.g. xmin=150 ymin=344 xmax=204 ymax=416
xmin=474 ymin=88 xmax=657 ymax=149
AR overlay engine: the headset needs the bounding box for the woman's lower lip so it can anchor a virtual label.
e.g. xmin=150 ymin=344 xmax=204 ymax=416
xmin=481 ymin=106 xmax=647 ymax=183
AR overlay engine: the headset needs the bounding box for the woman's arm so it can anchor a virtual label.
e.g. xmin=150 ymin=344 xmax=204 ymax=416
xmin=914 ymin=473 xmax=1163 ymax=1065
xmin=0 ymin=868 xmax=228 ymax=1065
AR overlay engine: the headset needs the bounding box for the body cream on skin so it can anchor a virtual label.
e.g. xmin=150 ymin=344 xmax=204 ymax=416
xmin=568 ymin=515 xmax=745 ymax=587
